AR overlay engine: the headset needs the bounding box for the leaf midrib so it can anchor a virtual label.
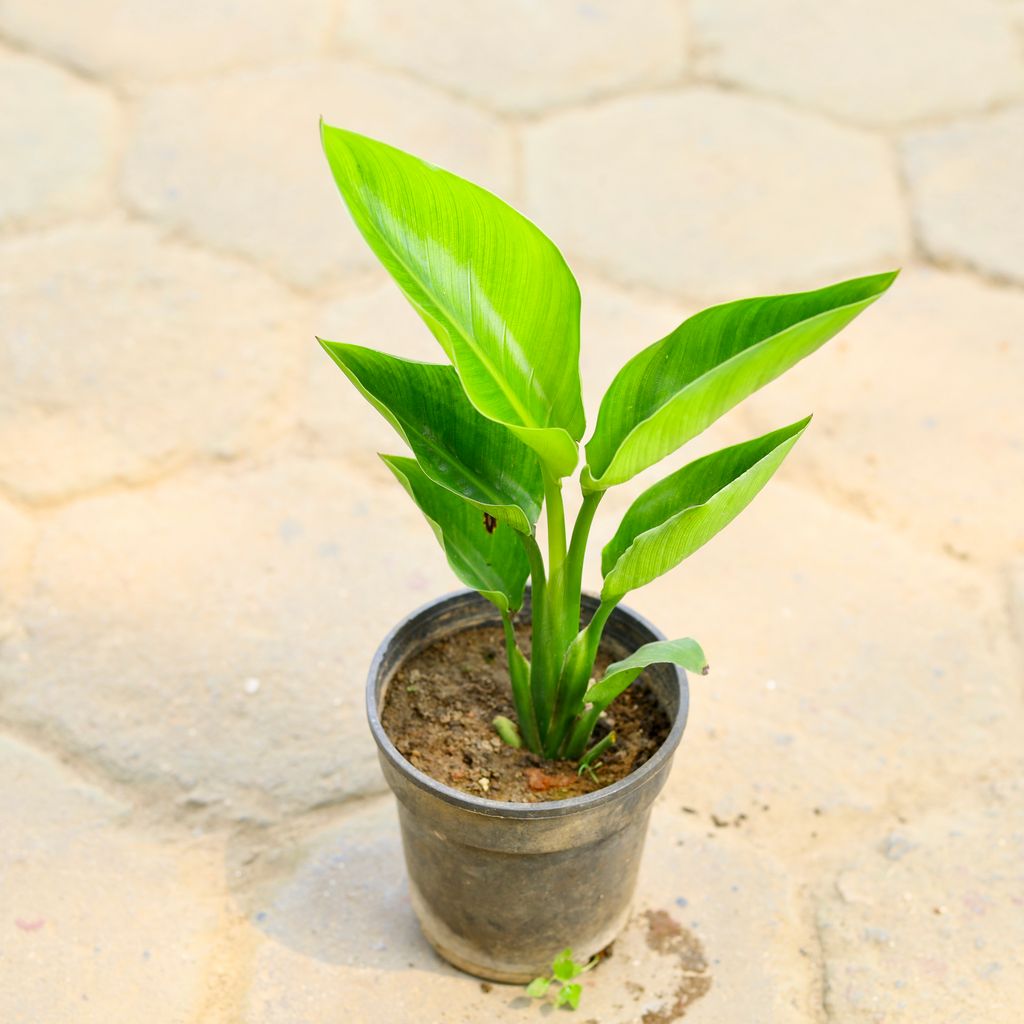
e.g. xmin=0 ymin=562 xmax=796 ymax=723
xmin=358 ymin=174 xmax=541 ymax=430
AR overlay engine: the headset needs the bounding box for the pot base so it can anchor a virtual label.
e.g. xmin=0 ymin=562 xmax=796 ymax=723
xmin=409 ymin=879 xmax=631 ymax=983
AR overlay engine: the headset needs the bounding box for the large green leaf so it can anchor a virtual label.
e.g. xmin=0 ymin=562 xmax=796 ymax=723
xmin=583 ymin=272 xmax=897 ymax=490
xmin=381 ymin=455 xmax=530 ymax=612
xmin=320 ymin=341 xmax=543 ymax=533
xmin=584 ymin=638 xmax=708 ymax=711
xmin=601 ymin=418 xmax=810 ymax=599
xmin=322 ymin=124 xmax=585 ymax=477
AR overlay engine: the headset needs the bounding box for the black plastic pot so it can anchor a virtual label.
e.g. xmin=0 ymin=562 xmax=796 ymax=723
xmin=366 ymin=589 xmax=689 ymax=983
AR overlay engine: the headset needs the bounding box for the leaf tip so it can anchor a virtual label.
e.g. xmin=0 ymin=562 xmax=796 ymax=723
xmin=701 ymin=664 xmax=710 ymax=676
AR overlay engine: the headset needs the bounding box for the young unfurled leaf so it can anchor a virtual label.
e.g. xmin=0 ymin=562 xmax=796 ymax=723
xmin=552 ymin=948 xmax=582 ymax=981
xmin=584 ymin=640 xmax=708 ymax=711
xmin=381 ymin=455 xmax=529 ymax=613
xmin=525 ymin=977 xmax=551 ymax=998
xmin=583 ymin=272 xmax=896 ymax=490
xmin=319 ymin=342 xmax=543 ymax=532
xmin=321 ymin=124 xmax=585 ymax=477
xmin=601 ymin=418 xmax=810 ymax=600
xmin=556 ymin=983 xmax=582 ymax=1009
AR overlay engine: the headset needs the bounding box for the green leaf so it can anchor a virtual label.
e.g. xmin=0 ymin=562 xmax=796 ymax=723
xmin=584 ymin=640 xmax=708 ymax=710
xmin=525 ymin=977 xmax=551 ymax=999
xmin=322 ymin=123 xmax=585 ymax=477
xmin=381 ymin=455 xmax=529 ymax=612
xmin=319 ymin=341 xmax=543 ymax=533
xmin=552 ymin=949 xmax=581 ymax=981
xmin=556 ymin=983 xmax=582 ymax=1009
xmin=602 ymin=418 xmax=810 ymax=599
xmin=583 ymin=272 xmax=897 ymax=490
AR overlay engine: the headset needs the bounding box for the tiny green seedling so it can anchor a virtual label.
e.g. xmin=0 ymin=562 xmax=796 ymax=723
xmin=319 ymin=124 xmax=896 ymax=765
xmin=526 ymin=948 xmax=599 ymax=1010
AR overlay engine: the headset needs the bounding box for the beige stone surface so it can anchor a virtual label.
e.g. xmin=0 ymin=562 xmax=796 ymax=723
xmin=0 ymin=0 xmax=335 ymax=81
xmin=596 ymin=482 xmax=1021 ymax=849
xmin=692 ymin=0 xmax=1024 ymax=127
xmin=522 ymin=88 xmax=909 ymax=298
xmin=0 ymin=735 xmax=226 ymax=1023
xmin=339 ymin=0 xmax=688 ymax=113
xmin=0 ymin=457 xmax=458 ymax=823
xmin=740 ymin=268 xmax=1024 ymax=564
xmin=903 ymin=107 xmax=1024 ymax=285
xmin=240 ymin=799 xmax=815 ymax=1022
xmin=0 ymin=221 xmax=305 ymax=501
xmin=122 ymin=62 xmax=515 ymax=289
xmin=0 ymin=52 xmax=119 ymax=227
xmin=817 ymin=773 xmax=1024 ymax=1022
xmin=0 ymin=498 xmax=33 ymax=607
xmin=3 ymin=3 xmax=1022 ymax=1019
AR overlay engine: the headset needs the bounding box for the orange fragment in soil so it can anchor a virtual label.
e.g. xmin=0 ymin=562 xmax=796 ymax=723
xmin=524 ymin=767 xmax=576 ymax=792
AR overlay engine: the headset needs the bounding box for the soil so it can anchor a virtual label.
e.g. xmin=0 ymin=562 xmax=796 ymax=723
xmin=380 ymin=622 xmax=670 ymax=803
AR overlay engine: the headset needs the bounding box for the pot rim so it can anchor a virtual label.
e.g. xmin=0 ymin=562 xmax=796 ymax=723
xmin=366 ymin=588 xmax=689 ymax=820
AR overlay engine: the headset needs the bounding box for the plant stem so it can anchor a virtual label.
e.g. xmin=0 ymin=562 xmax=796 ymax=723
xmin=566 ymin=491 xmax=602 ymax=595
xmin=542 ymin=469 xmax=567 ymax=579
xmin=564 ymin=704 xmax=602 ymax=760
xmin=519 ymin=532 xmax=555 ymax=745
xmin=535 ymin=469 xmax=570 ymax=742
xmin=563 ymin=489 xmax=603 ymax=641
xmin=544 ymin=597 xmax=618 ymax=758
xmin=501 ymin=609 xmax=540 ymax=753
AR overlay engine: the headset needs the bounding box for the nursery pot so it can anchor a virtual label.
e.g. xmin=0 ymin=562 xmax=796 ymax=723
xmin=366 ymin=589 xmax=689 ymax=983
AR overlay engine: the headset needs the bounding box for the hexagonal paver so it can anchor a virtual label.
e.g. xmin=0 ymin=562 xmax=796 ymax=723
xmin=0 ymin=52 xmax=118 ymax=227
xmin=0 ymin=498 xmax=33 ymax=612
xmin=0 ymin=221 xmax=305 ymax=501
xmin=122 ymin=62 xmax=514 ymax=290
xmin=817 ymin=775 xmax=1024 ymax=1021
xmin=522 ymin=88 xmax=908 ymax=299
xmin=903 ymin=106 xmax=1024 ymax=285
xmin=240 ymin=800 xmax=814 ymax=1021
xmin=740 ymin=268 xmax=1024 ymax=565
xmin=599 ymin=481 xmax=1021 ymax=854
xmin=0 ymin=0 xmax=334 ymax=81
xmin=0 ymin=456 xmax=464 ymax=823
xmin=339 ymin=0 xmax=688 ymax=114
xmin=0 ymin=735 xmax=226 ymax=1024
xmin=692 ymin=0 xmax=1024 ymax=127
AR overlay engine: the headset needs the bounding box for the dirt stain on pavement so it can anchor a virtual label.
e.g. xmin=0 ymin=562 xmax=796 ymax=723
xmin=640 ymin=910 xmax=712 ymax=1023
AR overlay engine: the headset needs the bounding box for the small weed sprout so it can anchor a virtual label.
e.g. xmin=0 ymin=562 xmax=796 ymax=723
xmin=526 ymin=948 xmax=599 ymax=1010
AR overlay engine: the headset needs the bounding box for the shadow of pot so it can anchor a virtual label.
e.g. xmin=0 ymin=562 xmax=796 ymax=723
xmin=367 ymin=588 xmax=689 ymax=983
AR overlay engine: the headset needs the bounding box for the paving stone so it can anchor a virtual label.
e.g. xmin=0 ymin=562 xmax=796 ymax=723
xmin=0 ymin=0 xmax=334 ymax=81
xmin=817 ymin=774 xmax=1024 ymax=1021
xmin=339 ymin=0 xmax=688 ymax=114
xmin=903 ymin=107 xmax=1024 ymax=286
xmin=522 ymin=88 xmax=908 ymax=299
xmin=738 ymin=268 xmax=1024 ymax=565
xmin=691 ymin=0 xmax=1024 ymax=127
xmin=122 ymin=62 xmax=514 ymax=290
xmin=240 ymin=799 xmax=815 ymax=1022
xmin=0 ymin=53 xmax=118 ymax=227
xmin=0 ymin=735 xmax=224 ymax=1024
xmin=1009 ymin=560 xmax=1024 ymax=671
xmin=0 ymin=457 xmax=463 ymax=823
xmin=0 ymin=221 xmax=305 ymax=501
xmin=0 ymin=499 xmax=33 ymax=610
xmin=588 ymin=482 xmax=1021 ymax=851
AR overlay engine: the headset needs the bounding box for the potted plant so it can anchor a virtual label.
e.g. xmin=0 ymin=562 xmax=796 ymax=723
xmin=318 ymin=123 xmax=895 ymax=985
